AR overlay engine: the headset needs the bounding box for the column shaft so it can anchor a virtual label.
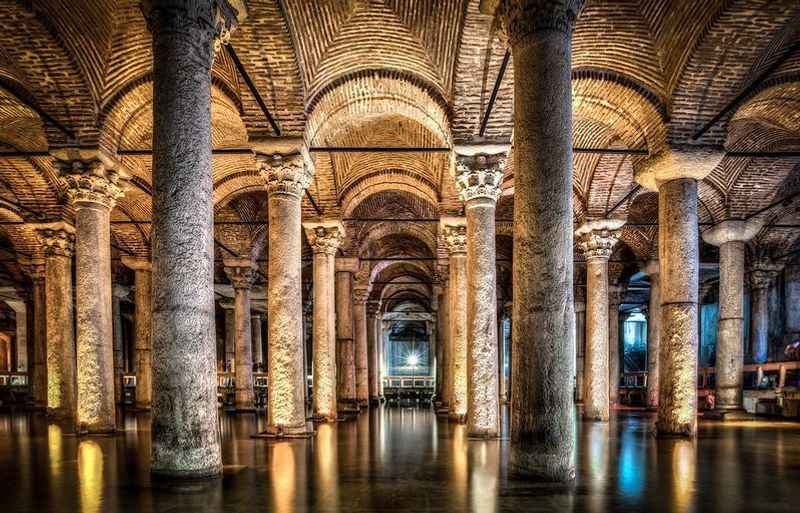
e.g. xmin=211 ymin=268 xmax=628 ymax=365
xmin=335 ymin=269 xmax=358 ymax=412
xmin=111 ymin=288 xmax=125 ymax=404
xmin=608 ymin=291 xmax=621 ymax=406
xmin=716 ymin=241 xmax=745 ymax=409
xmin=310 ymin=247 xmax=336 ymax=421
xmin=353 ymin=291 xmax=369 ymax=408
xmin=224 ymin=307 xmax=235 ymax=371
xmin=31 ymin=275 xmax=47 ymax=407
xmin=134 ymin=269 xmax=153 ymax=409
xmin=252 ymin=314 xmax=264 ymax=369
xmin=574 ymin=296 xmax=586 ymax=403
xmin=751 ymin=285 xmax=770 ymax=364
xmin=584 ymin=259 xmax=610 ymax=421
xmin=646 ymin=271 xmax=660 ymax=409
xmin=438 ymin=282 xmax=450 ymax=407
xmin=449 ymin=253 xmax=468 ymax=420
xmin=234 ymin=286 xmax=254 ymax=410
xmin=498 ymin=312 xmax=506 ymax=403
xmin=367 ymin=306 xmax=380 ymax=403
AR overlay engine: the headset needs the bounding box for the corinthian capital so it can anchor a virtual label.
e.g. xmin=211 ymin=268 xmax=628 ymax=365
xmin=440 ymin=218 xmax=467 ymax=255
xmin=256 ymin=152 xmax=312 ymax=199
xmin=750 ymin=258 xmax=783 ymax=290
xmin=491 ymin=0 xmax=586 ymax=41
xmin=34 ymin=222 xmax=75 ymax=258
xmin=143 ymin=0 xmax=242 ymax=50
xmin=53 ymin=150 xmax=127 ymax=210
xmin=575 ymin=219 xmax=625 ymax=262
xmin=352 ymin=286 xmax=371 ymax=305
xmin=223 ymin=257 xmax=257 ymax=290
xmin=303 ymin=221 xmax=345 ymax=256
xmin=455 ymin=153 xmax=504 ymax=204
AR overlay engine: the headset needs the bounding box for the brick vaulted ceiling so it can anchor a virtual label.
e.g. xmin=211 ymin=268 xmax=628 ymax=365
xmin=0 ymin=0 xmax=798 ymax=308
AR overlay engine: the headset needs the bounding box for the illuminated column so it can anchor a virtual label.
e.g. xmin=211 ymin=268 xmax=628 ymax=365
xmin=55 ymin=153 xmax=125 ymax=434
xmin=303 ymin=221 xmax=344 ymax=422
xmin=642 ymin=259 xmax=661 ymax=409
xmin=504 ymin=300 xmax=513 ymax=403
xmin=440 ymin=218 xmax=468 ymax=422
xmin=353 ymin=285 xmax=371 ymax=408
xmin=574 ymin=283 xmax=586 ymax=403
xmin=256 ymin=152 xmax=313 ymax=437
xmin=496 ymin=0 xmax=585 ymax=480
xmin=122 ymin=257 xmax=153 ymax=410
xmin=702 ymin=220 xmax=762 ymax=411
xmin=5 ymin=299 xmax=28 ymax=373
xmin=435 ymin=267 xmax=450 ymax=410
xmin=20 ymin=260 xmax=47 ymax=407
xmin=608 ymin=284 xmax=623 ymax=406
xmin=224 ymin=259 xmax=257 ymax=412
xmin=251 ymin=313 xmax=264 ymax=369
xmin=221 ymin=303 xmax=235 ymax=371
xmin=367 ymin=300 xmax=381 ymax=404
xmin=146 ymin=0 xmax=238 ymax=477
xmin=111 ymin=285 xmax=127 ymax=403
xmin=35 ymin=223 xmax=76 ymax=420
xmin=576 ymin=220 xmax=623 ymax=422
xmin=335 ymin=257 xmax=359 ymax=413
xmin=750 ymin=258 xmax=782 ymax=365
xmin=455 ymin=152 xmax=502 ymax=437
xmin=497 ymin=309 xmax=506 ymax=404
xmin=635 ymin=146 xmax=724 ymax=436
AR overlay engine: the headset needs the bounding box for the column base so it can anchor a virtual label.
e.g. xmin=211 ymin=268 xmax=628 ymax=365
xmin=358 ymin=399 xmax=369 ymax=409
xmin=509 ymin=444 xmax=576 ymax=483
xmin=468 ymin=429 xmax=499 ymax=440
xmin=78 ymin=423 xmax=117 ymax=436
xmin=705 ymin=408 xmax=753 ymax=421
xmin=151 ymin=465 xmax=223 ymax=482
xmin=311 ymin=413 xmax=339 ymax=423
xmin=252 ymin=422 xmax=314 ymax=439
xmin=234 ymin=406 xmax=256 ymax=414
xmin=369 ymin=397 xmax=381 ymax=406
xmin=448 ymin=412 xmax=466 ymax=424
xmin=337 ymin=400 xmax=360 ymax=415
xmin=133 ymin=402 xmax=152 ymax=411
xmin=47 ymin=408 xmax=74 ymax=421
xmin=435 ymin=403 xmax=450 ymax=415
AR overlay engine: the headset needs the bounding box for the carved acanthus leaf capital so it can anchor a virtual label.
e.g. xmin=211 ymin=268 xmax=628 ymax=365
xmin=352 ymin=286 xmax=371 ymax=305
xmin=19 ymin=258 xmax=46 ymax=282
xmin=455 ymin=153 xmax=504 ymax=204
xmin=750 ymin=259 xmax=783 ymax=290
xmin=304 ymin=222 xmax=344 ymax=255
xmin=54 ymin=154 xmax=127 ymax=210
xmin=495 ymin=0 xmax=586 ymax=42
xmin=224 ymin=262 xmax=256 ymax=290
xmin=143 ymin=0 xmax=241 ymax=54
xmin=575 ymin=219 xmax=624 ymax=262
xmin=35 ymin=223 xmax=75 ymax=258
xmin=257 ymin=152 xmax=312 ymax=199
xmin=440 ymin=219 xmax=467 ymax=255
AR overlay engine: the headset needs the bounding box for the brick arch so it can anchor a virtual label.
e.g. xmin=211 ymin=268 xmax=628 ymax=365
xmin=342 ymin=172 xmax=439 ymax=219
xmin=0 ymin=205 xmax=42 ymax=258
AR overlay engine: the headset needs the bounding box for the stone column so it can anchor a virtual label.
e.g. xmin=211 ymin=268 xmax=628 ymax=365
xmin=576 ymin=220 xmax=623 ymax=422
xmin=303 ymin=222 xmax=344 ymax=422
xmin=367 ymin=301 xmax=381 ymax=404
xmin=5 ymin=300 xmax=28 ymax=373
xmin=20 ymin=260 xmax=47 ymax=407
xmin=574 ymin=283 xmax=586 ymax=403
xmin=497 ymin=309 xmax=507 ymax=404
xmin=256 ymin=152 xmax=313 ymax=437
xmin=496 ymin=0 xmax=585 ymax=481
xmin=122 ymin=257 xmax=153 ymax=410
xmin=702 ymin=220 xmax=762 ymax=411
xmin=642 ymin=259 xmax=660 ymax=410
xmin=608 ymin=285 xmax=623 ymax=406
xmin=353 ymin=285 xmax=370 ymax=409
xmin=335 ymin=257 xmax=359 ymax=413
xmin=146 ymin=0 xmax=239 ymax=478
xmin=635 ymin=146 xmax=724 ymax=436
xmin=440 ymin=219 xmax=468 ymax=421
xmin=435 ymin=266 xmax=450 ymax=410
xmin=221 ymin=302 xmax=235 ymax=371
xmin=111 ymin=285 xmax=128 ymax=404
xmin=35 ymin=223 xmax=76 ymax=420
xmin=55 ymin=152 xmax=125 ymax=433
xmin=750 ymin=259 xmax=782 ymax=364
xmin=224 ymin=259 xmax=257 ymax=412
xmin=251 ymin=313 xmax=264 ymax=369
xmin=455 ymin=152 xmax=503 ymax=438
xmin=504 ymin=301 xmax=513 ymax=403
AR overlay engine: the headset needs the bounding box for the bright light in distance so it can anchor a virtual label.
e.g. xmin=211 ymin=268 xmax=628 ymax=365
xmin=407 ymin=353 xmax=420 ymax=367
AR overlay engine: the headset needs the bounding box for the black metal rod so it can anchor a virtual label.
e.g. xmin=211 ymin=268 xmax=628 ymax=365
xmin=692 ymin=40 xmax=800 ymax=140
xmin=117 ymin=148 xmax=253 ymax=156
xmin=226 ymin=45 xmax=282 ymax=136
xmin=573 ymin=147 xmax=648 ymax=155
xmin=309 ymin=146 xmax=451 ymax=153
xmin=606 ymin=184 xmax=642 ymax=216
xmin=727 ymin=151 xmax=800 ymax=158
xmin=479 ymin=49 xmax=510 ymax=137
xmin=305 ymin=189 xmax=323 ymax=216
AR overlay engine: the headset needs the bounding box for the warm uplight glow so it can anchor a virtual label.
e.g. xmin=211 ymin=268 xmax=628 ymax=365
xmin=78 ymin=440 xmax=103 ymax=513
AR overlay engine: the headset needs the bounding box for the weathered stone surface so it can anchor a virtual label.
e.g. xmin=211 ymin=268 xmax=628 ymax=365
xmin=366 ymin=301 xmax=381 ymax=403
xmin=224 ymin=259 xmax=256 ymax=411
xmin=335 ymin=258 xmax=359 ymax=413
xmin=111 ymin=285 xmax=127 ymax=404
xmin=749 ymin=259 xmax=782 ymax=364
xmin=353 ymin=286 xmax=370 ymax=408
xmin=634 ymin=146 xmax=724 ymax=192
xmin=122 ymin=257 xmax=153 ymax=410
xmin=251 ymin=313 xmax=264 ymax=367
xmin=440 ymin=219 xmax=468 ymax=422
xmin=608 ymin=285 xmax=623 ymax=406
xmin=642 ymin=259 xmax=660 ymax=410
xmin=20 ymin=261 xmax=47 ymax=408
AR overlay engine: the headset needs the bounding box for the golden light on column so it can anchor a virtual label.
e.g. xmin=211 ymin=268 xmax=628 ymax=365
xmin=78 ymin=440 xmax=103 ymax=513
xmin=270 ymin=443 xmax=296 ymax=513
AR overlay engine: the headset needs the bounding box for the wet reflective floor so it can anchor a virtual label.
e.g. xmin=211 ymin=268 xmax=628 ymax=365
xmin=0 ymin=406 xmax=799 ymax=513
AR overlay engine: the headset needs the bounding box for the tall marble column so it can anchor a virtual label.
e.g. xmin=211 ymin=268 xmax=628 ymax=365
xmin=5 ymin=300 xmax=28 ymax=373
xmin=440 ymin=219 xmax=468 ymax=421
xmin=303 ymin=222 xmax=344 ymax=422
xmin=434 ymin=267 xmax=450 ymax=410
xmin=224 ymin=259 xmax=257 ymax=412
xmin=111 ymin=285 xmax=128 ymax=404
xmin=222 ymin=303 xmax=235 ymax=371
xmin=576 ymin=220 xmax=623 ymax=422
xmin=251 ymin=312 xmax=264 ymax=370
xmin=608 ymin=285 xmax=623 ymax=406
xmin=122 ymin=257 xmax=153 ymax=410
xmin=750 ymin=258 xmax=782 ymax=364
xmin=702 ymin=220 xmax=762 ymax=411
xmin=367 ymin=300 xmax=381 ymax=405
xmin=35 ymin=223 xmax=76 ymax=420
xmin=642 ymin=259 xmax=661 ymax=410
xmin=335 ymin=257 xmax=359 ymax=413
xmin=455 ymin=152 xmax=502 ymax=437
xmin=55 ymin=153 xmax=125 ymax=434
xmin=256 ymin=152 xmax=313 ymax=437
xmin=497 ymin=309 xmax=507 ymax=404
xmin=353 ymin=285 xmax=370 ymax=409
xmin=496 ymin=0 xmax=585 ymax=481
xmin=635 ymin=146 xmax=724 ymax=436
xmin=574 ymin=284 xmax=586 ymax=404
xmin=146 ymin=0 xmax=239 ymax=477
xmin=20 ymin=260 xmax=47 ymax=407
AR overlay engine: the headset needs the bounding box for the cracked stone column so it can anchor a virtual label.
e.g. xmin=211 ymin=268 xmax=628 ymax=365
xmin=608 ymin=284 xmax=623 ymax=406
xmin=702 ymin=220 xmax=763 ymax=411
xmin=440 ymin=219 xmax=468 ymax=421
xmin=574 ymin=282 xmax=586 ymax=403
xmin=495 ymin=0 xmax=585 ymax=480
xmin=35 ymin=223 xmax=76 ymax=420
xmin=367 ymin=300 xmax=381 ymax=404
xmin=335 ymin=257 xmax=359 ymax=413
xmin=146 ymin=0 xmax=239 ymax=477
xmin=251 ymin=313 xmax=264 ymax=369
xmin=576 ymin=220 xmax=623 ymax=421
xmin=122 ymin=257 xmax=153 ymax=410
xmin=353 ymin=285 xmax=371 ymax=409
xmin=55 ymin=153 xmax=126 ymax=434
xmin=635 ymin=146 xmax=724 ymax=436
xmin=750 ymin=258 xmax=782 ymax=364
xmin=642 ymin=259 xmax=661 ymax=409
xmin=256 ymin=152 xmax=313 ymax=437
xmin=303 ymin=222 xmax=344 ymax=422
xmin=455 ymin=152 xmax=503 ymax=438
xmin=224 ymin=259 xmax=257 ymax=412
xmin=20 ymin=260 xmax=47 ymax=407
